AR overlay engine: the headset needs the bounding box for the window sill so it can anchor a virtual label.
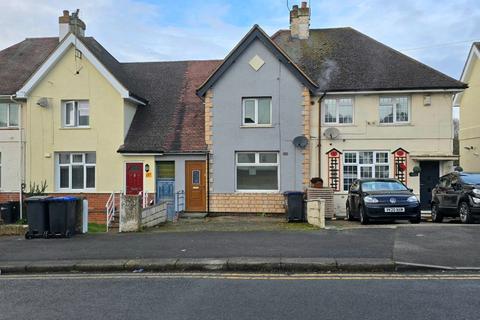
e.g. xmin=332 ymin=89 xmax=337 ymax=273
xmin=59 ymin=127 xmax=91 ymax=130
xmin=235 ymin=190 xmax=280 ymax=193
xmin=55 ymin=189 xmax=97 ymax=193
xmin=240 ymin=125 xmax=274 ymax=128
xmin=322 ymin=123 xmax=356 ymax=127
xmin=377 ymin=123 xmax=412 ymax=127
xmin=0 ymin=127 xmax=20 ymax=130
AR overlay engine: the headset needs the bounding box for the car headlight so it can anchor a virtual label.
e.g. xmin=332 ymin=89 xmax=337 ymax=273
xmin=364 ymin=196 xmax=379 ymax=204
xmin=472 ymin=189 xmax=480 ymax=196
xmin=407 ymin=196 xmax=419 ymax=203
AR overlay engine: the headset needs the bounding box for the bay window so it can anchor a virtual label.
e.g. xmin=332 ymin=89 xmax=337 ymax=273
xmin=242 ymin=98 xmax=272 ymax=126
xmin=57 ymin=152 xmax=96 ymax=190
xmin=324 ymin=98 xmax=353 ymax=124
xmin=379 ymin=97 xmax=409 ymax=124
xmin=62 ymin=100 xmax=89 ymax=127
xmin=343 ymin=151 xmax=390 ymax=191
xmin=0 ymin=103 xmax=19 ymax=128
xmin=236 ymin=152 xmax=279 ymax=191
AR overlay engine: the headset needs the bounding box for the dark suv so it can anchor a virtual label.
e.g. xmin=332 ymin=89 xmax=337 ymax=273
xmin=431 ymin=172 xmax=480 ymax=223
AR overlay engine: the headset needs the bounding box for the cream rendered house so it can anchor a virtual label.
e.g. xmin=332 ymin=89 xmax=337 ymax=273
xmin=457 ymin=43 xmax=480 ymax=172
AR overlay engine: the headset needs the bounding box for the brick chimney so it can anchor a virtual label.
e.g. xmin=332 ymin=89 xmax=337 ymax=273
xmin=59 ymin=9 xmax=86 ymax=41
xmin=290 ymin=2 xmax=310 ymax=40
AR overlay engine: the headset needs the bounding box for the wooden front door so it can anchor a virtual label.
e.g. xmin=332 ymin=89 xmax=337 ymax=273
xmin=126 ymin=162 xmax=144 ymax=195
xmin=185 ymin=161 xmax=206 ymax=212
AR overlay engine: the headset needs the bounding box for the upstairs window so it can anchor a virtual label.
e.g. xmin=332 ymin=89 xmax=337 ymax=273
xmin=242 ymin=98 xmax=272 ymax=126
xmin=324 ymin=98 xmax=353 ymax=124
xmin=379 ymin=97 xmax=409 ymax=124
xmin=0 ymin=103 xmax=19 ymax=128
xmin=62 ymin=100 xmax=89 ymax=127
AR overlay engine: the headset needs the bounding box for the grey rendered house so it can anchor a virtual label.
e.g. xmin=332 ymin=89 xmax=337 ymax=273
xmin=197 ymin=2 xmax=466 ymax=215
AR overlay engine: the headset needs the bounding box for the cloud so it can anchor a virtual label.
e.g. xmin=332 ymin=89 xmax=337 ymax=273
xmin=0 ymin=0 xmax=478 ymax=78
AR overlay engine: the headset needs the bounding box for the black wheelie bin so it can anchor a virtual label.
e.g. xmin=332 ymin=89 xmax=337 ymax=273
xmin=284 ymin=191 xmax=305 ymax=222
xmin=48 ymin=196 xmax=78 ymax=238
xmin=25 ymin=196 xmax=51 ymax=239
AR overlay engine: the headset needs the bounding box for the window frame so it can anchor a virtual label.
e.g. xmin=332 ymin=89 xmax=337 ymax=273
xmin=0 ymin=152 xmax=2 ymax=189
xmin=241 ymin=97 xmax=272 ymax=126
xmin=378 ymin=96 xmax=410 ymax=125
xmin=323 ymin=97 xmax=354 ymax=125
xmin=342 ymin=151 xmax=390 ymax=191
xmin=62 ymin=100 xmax=90 ymax=128
xmin=235 ymin=151 xmax=280 ymax=192
xmin=0 ymin=103 xmax=20 ymax=128
xmin=56 ymin=152 xmax=96 ymax=191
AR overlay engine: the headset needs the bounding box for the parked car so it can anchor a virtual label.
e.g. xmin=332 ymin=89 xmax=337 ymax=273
xmin=346 ymin=178 xmax=421 ymax=224
xmin=431 ymin=172 xmax=480 ymax=224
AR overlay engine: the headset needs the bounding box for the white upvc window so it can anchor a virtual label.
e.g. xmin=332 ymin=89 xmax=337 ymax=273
xmin=379 ymin=96 xmax=410 ymax=124
xmin=343 ymin=151 xmax=390 ymax=191
xmin=0 ymin=103 xmax=19 ymax=128
xmin=236 ymin=152 xmax=279 ymax=191
xmin=242 ymin=98 xmax=272 ymax=126
xmin=56 ymin=152 xmax=96 ymax=191
xmin=62 ymin=100 xmax=89 ymax=128
xmin=0 ymin=152 xmax=2 ymax=188
xmin=324 ymin=98 xmax=354 ymax=124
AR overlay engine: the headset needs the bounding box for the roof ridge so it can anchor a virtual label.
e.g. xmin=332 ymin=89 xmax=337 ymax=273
xmin=121 ymin=59 xmax=222 ymax=65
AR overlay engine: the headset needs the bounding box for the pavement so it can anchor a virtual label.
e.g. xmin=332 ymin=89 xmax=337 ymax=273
xmin=0 ymin=218 xmax=479 ymax=274
xmin=2 ymin=272 xmax=480 ymax=320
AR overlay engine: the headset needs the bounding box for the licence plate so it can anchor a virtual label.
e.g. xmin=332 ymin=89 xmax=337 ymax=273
xmin=384 ymin=207 xmax=405 ymax=213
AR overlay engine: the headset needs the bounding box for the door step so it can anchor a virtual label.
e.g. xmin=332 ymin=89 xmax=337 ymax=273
xmin=180 ymin=212 xmax=208 ymax=219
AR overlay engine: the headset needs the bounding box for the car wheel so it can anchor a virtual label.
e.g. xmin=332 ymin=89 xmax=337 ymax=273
xmin=431 ymin=203 xmax=443 ymax=223
xmin=459 ymin=202 xmax=474 ymax=224
xmin=346 ymin=204 xmax=354 ymax=221
xmin=409 ymin=215 xmax=421 ymax=224
xmin=359 ymin=206 xmax=369 ymax=225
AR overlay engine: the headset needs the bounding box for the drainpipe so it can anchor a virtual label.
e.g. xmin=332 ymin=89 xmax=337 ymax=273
xmin=206 ymin=152 xmax=210 ymax=214
xmin=317 ymin=91 xmax=327 ymax=180
xmin=7 ymin=95 xmax=24 ymax=219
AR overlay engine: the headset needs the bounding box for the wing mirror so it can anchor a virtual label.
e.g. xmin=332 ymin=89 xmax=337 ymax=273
xmin=408 ymin=188 xmax=414 ymax=193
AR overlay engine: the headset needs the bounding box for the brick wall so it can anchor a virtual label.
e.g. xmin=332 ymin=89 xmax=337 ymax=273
xmin=209 ymin=193 xmax=285 ymax=214
xmin=0 ymin=193 xmax=21 ymax=203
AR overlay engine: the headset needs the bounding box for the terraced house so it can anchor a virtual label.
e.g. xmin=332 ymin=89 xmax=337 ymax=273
xmin=0 ymin=3 xmax=466 ymax=222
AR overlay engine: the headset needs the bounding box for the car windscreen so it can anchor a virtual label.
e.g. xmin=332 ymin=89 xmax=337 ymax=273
xmin=361 ymin=181 xmax=408 ymax=192
xmin=460 ymin=174 xmax=480 ymax=185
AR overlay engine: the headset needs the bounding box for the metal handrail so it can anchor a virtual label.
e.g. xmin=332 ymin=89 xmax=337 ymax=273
xmin=106 ymin=192 xmax=116 ymax=232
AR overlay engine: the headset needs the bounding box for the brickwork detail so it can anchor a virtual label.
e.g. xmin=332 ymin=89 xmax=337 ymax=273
xmin=210 ymin=193 xmax=285 ymax=214
xmin=204 ymin=89 xmax=215 ymax=192
xmin=302 ymin=86 xmax=311 ymax=187
xmin=0 ymin=193 xmax=21 ymax=203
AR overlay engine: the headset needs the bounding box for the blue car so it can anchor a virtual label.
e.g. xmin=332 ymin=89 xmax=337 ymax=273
xmin=346 ymin=178 xmax=421 ymax=225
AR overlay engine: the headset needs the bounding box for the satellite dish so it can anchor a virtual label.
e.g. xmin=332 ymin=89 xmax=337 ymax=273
xmin=37 ymin=97 xmax=49 ymax=108
xmin=292 ymin=136 xmax=309 ymax=149
xmin=324 ymin=127 xmax=340 ymax=140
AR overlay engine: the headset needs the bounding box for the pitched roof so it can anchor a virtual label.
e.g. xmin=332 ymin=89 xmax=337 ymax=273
xmin=119 ymin=60 xmax=221 ymax=153
xmin=0 ymin=37 xmax=59 ymax=95
xmin=196 ymin=25 xmax=317 ymax=97
xmin=272 ymin=28 xmax=466 ymax=92
xmin=80 ymin=37 xmax=147 ymax=103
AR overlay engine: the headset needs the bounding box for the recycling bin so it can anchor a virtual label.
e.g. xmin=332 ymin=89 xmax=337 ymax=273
xmin=48 ymin=197 xmax=78 ymax=238
xmin=284 ymin=191 xmax=305 ymax=222
xmin=25 ymin=196 xmax=51 ymax=239
xmin=0 ymin=201 xmax=20 ymax=224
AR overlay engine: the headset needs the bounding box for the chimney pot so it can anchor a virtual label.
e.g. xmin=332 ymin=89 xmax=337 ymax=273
xmin=58 ymin=9 xmax=86 ymax=41
xmin=290 ymin=2 xmax=310 ymax=40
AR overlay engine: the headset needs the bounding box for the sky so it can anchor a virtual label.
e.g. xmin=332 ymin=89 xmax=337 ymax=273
xmin=0 ymin=0 xmax=479 ymax=80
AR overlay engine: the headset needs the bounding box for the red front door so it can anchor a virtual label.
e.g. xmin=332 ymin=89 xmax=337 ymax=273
xmin=126 ymin=163 xmax=143 ymax=195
